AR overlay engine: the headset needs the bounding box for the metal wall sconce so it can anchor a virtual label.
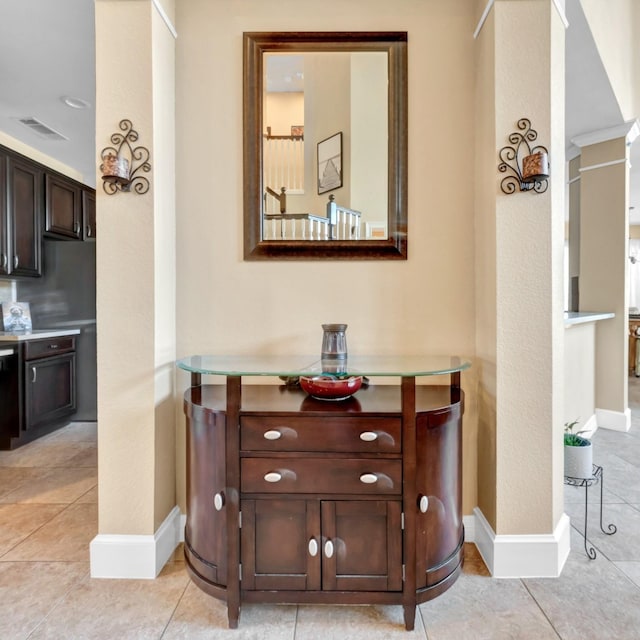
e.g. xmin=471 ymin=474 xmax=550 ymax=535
xmin=99 ymin=119 xmax=151 ymax=194
xmin=498 ymin=118 xmax=549 ymax=194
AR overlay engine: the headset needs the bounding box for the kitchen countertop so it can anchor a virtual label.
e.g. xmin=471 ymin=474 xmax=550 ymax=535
xmin=0 ymin=328 xmax=81 ymax=341
xmin=564 ymin=311 xmax=615 ymax=327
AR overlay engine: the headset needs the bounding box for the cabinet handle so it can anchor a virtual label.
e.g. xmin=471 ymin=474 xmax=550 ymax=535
xmin=359 ymin=431 xmax=378 ymax=442
xmin=308 ymin=538 xmax=318 ymax=557
xmin=48 ymin=344 xmax=60 ymax=350
xmin=324 ymin=540 xmax=334 ymax=558
xmin=419 ymin=495 xmax=429 ymax=513
xmin=359 ymin=473 xmax=378 ymax=484
xmin=1 ymin=254 xmax=6 ymax=269
xmin=213 ymin=492 xmax=225 ymax=511
xmin=86 ymin=225 xmax=92 ymax=238
xmin=264 ymin=471 xmax=282 ymax=483
xmin=31 ymin=367 xmax=37 ymax=383
xmin=13 ymin=255 xmax=18 ymax=269
xmin=74 ymin=221 xmax=80 ymax=234
xmin=263 ymin=429 xmax=282 ymax=441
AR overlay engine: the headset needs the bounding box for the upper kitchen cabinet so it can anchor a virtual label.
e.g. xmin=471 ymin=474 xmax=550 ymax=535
xmin=44 ymin=172 xmax=82 ymax=240
xmin=44 ymin=171 xmax=96 ymax=241
xmin=82 ymin=188 xmax=96 ymax=241
xmin=0 ymin=150 xmax=43 ymax=277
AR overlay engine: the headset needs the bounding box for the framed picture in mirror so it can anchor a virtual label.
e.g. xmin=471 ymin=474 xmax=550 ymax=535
xmin=317 ymin=132 xmax=343 ymax=194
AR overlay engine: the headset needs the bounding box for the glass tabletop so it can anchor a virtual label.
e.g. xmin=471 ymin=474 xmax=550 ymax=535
xmin=176 ymin=354 xmax=471 ymax=378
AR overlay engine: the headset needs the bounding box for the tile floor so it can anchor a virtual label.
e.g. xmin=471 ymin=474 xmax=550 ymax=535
xmin=1 ymin=388 xmax=640 ymax=639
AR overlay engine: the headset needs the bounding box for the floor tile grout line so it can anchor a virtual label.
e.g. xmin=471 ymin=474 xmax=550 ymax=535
xmin=24 ymin=565 xmax=92 ymax=640
xmin=520 ymin=578 xmax=564 ymax=639
xmin=417 ymin=605 xmax=431 ymax=639
xmin=158 ymin=574 xmax=192 ymax=639
xmin=0 ymin=500 xmax=79 ymax=560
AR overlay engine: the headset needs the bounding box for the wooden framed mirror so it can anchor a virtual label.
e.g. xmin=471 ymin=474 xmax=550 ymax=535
xmin=243 ymin=32 xmax=407 ymax=260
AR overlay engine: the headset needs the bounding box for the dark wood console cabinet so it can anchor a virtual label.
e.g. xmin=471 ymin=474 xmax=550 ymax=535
xmin=181 ymin=365 xmax=465 ymax=631
xmin=0 ymin=335 xmax=77 ymax=449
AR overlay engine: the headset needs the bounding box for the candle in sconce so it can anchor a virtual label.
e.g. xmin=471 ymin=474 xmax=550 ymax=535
xmin=101 ymin=154 xmax=130 ymax=182
xmin=522 ymin=151 xmax=549 ymax=183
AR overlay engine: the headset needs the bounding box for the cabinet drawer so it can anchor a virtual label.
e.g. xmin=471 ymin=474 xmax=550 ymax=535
xmin=240 ymin=416 xmax=401 ymax=453
xmin=241 ymin=457 xmax=402 ymax=495
xmin=24 ymin=336 xmax=75 ymax=360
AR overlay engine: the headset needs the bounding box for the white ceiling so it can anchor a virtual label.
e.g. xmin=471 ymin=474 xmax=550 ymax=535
xmin=0 ymin=0 xmax=96 ymax=187
xmin=0 ymin=1 xmax=637 ymax=216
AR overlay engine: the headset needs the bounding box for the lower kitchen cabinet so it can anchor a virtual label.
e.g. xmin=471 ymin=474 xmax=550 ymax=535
xmin=182 ymin=375 xmax=465 ymax=632
xmin=0 ymin=334 xmax=77 ymax=449
xmin=25 ymin=352 xmax=76 ymax=430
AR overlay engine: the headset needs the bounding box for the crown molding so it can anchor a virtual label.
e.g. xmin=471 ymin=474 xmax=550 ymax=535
xmin=474 ymin=0 xmax=567 ymax=39
xmin=473 ymin=0 xmax=494 ymax=39
xmin=571 ymin=120 xmax=640 ymax=149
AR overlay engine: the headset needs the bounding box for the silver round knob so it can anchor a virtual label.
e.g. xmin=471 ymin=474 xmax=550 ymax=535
xmin=308 ymin=538 xmax=318 ymax=557
xmin=359 ymin=473 xmax=378 ymax=484
xmin=264 ymin=471 xmax=282 ymax=483
xmin=324 ymin=540 xmax=334 ymax=558
xmin=419 ymin=495 xmax=429 ymax=513
xmin=359 ymin=431 xmax=378 ymax=442
xmin=213 ymin=492 xmax=225 ymax=511
xmin=264 ymin=430 xmax=282 ymax=440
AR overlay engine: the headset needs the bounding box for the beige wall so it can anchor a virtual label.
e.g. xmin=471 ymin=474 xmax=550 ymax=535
xmin=174 ymin=0 xmax=478 ymax=514
xmin=474 ymin=2 xmax=497 ymax=529
xmin=96 ymin=0 xmax=176 ymax=535
xmin=579 ymin=137 xmax=629 ymax=416
xmin=0 ymin=131 xmax=84 ymax=182
xmin=581 ymin=0 xmax=640 ymax=121
xmin=151 ymin=5 xmax=177 ymax=531
xmin=475 ymin=0 xmax=566 ymax=534
xmin=564 ymin=323 xmax=596 ymax=426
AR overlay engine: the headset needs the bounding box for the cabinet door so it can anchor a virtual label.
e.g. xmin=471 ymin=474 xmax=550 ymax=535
xmin=0 ymin=153 xmax=8 ymax=276
xmin=82 ymin=189 xmax=96 ymax=240
xmin=7 ymin=155 xmax=42 ymax=276
xmin=321 ymin=500 xmax=402 ymax=592
xmin=241 ymin=499 xmax=321 ymax=591
xmin=45 ymin=173 xmax=82 ymax=239
xmin=185 ymin=413 xmax=228 ymax=586
xmin=24 ymin=353 xmax=76 ymax=430
xmin=415 ymin=407 xmax=463 ymax=589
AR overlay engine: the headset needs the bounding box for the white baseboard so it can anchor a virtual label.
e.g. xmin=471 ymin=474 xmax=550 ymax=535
xmin=90 ymin=506 xmax=182 ymax=579
xmin=179 ymin=513 xmax=186 ymax=542
xmin=580 ymin=414 xmax=598 ymax=439
xmin=596 ymin=407 xmax=631 ymax=432
xmin=472 ymin=508 xmax=570 ymax=578
xmin=463 ymin=513 xmax=476 ymax=543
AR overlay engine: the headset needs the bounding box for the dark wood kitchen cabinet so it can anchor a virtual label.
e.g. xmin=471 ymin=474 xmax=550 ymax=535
xmin=179 ymin=356 xmax=468 ymax=632
xmin=44 ymin=172 xmax=83 ymax=240
xmin=0 ymin=151 xmax=43 ymax=277
xmin=0 ymin=334 xmax=77 ymax=449
xmin=82 ymin=188 xmax=96 ymax=240
xmin=44 ymin=171 xmax=96 ymax=241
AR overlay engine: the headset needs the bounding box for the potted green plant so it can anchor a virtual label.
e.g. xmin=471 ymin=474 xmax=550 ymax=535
xmin=564 ymin=419 xmax=593 ymax=479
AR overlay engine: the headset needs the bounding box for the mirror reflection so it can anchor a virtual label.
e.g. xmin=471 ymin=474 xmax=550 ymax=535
xmin=262 ymin=51 xmax=389 ymax=242
xmin=243 ymin=32 xmax=407 ymax=260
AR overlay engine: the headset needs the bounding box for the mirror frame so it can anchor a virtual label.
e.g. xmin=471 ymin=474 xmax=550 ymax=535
xmin=243 ymin=32 xmax=408 ymax=260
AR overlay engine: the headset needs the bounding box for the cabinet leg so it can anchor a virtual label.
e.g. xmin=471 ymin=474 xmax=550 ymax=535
xmin=227 ymin=604 xmax=239 ymax=629
xmin=403 ymin=604 xmax=416 ymax=631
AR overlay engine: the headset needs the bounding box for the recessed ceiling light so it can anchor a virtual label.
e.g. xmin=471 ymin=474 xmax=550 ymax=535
xmin=61 ymin=95 xmax=91 ymax=109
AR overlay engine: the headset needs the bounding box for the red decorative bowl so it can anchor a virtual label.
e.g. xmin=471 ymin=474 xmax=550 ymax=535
xmin=299 ymin=375 xmax=363 ymax=401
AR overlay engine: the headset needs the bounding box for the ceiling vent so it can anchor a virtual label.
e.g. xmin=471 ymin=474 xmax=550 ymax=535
xmin=16 ymin=117 xmax=67 ymax=141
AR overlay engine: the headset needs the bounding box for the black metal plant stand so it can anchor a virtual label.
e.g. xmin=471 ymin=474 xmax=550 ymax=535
xmin=564 ymin=464 xmax=617 ymax=559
